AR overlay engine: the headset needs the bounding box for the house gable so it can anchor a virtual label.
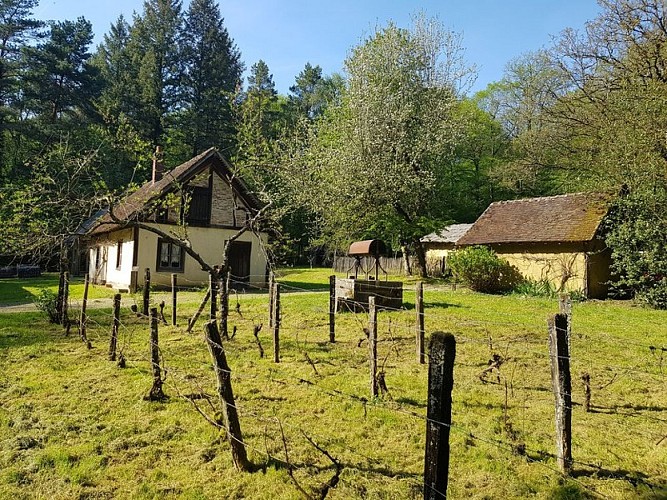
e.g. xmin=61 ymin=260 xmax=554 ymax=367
xmin=88 ymin=148 xmax=260 ymax=235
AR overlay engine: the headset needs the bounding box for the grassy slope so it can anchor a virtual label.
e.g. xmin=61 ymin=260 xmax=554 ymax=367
xmin=0 ymin=269 xmax=665 ymax=499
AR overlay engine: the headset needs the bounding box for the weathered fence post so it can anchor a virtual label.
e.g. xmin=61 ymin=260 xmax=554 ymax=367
xmin=220 ymin=270 xmax=229 ymax=340
xmin=368 ymin=296 xmax=378 ymax=398
xmin=329 ymin=275 xmax=336 ymax=343
xmin=171 ymin=273 xmax=177 ymax=326
xmin=204 ymin=320 xmax=251 ymax=471
xmin=56 ymin=259 xmax=66 ymax=324
xmin=61 ymin=271 xmax=70 ymax=330
xmin=548 ymin=313 xmax=572 ymax=474
xmin=559 ymin=294 xmax=572 ymax=351
xmin=416 ymin=281 xmax=425 ymax=364
xmin=147 ymin=307 xmax=166 ymax=401
xmin=268 ymin=271 xmax=275 ymax=328
xmin=109 ymin=293 xmax=121 ymax=361
xmin=79 ymin=273 xmax=90 ymax=348
xmin=272 ymin=283 xmax=280 ymax=363
xmin=142 ymin=268 xmax=151 ymax=316
xmin=187 ymin=288 xmax=210 ymax=333
xmin=210 ymin=269 xmax=219 ymax=326
xmin=424 ymin=331 xmax=456 ymax=500
xmin=582 ymin=372 xmax=591 ymax=412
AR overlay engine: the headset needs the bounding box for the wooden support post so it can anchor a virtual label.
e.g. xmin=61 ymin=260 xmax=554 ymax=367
xmin=268 ymin=271 xmax=275 ymax=328
xmin=56 ymin=262 xmax=65 ymax=324
xmin=220 ymin=270 xmax=229 ymax=340
xmin=548 ymin=313 xmax=572 ymax=474
xmin=329 ymin=275 xmax=336 ymax=343
xmin=204 ymin=320 xmax=251 ymax=471
xmin=147 ymin=307 xmax=165 ymax=401
xmin=142 ymin=268 xmax=151 ymax=316
xmin=171 ymin=273 xmax=177 ymax=326
xmin=79 ymin=274 xmax=90 ymax=347
xmin=582 ymin=372 xmax=591 ymax=412
xmin=109 ymin=293 xmax=121 ymax=361
xmin=424 ymin=332 xmax=456 ymax=500
xmin=416 ymin=281 xmax=425 ymax=364
xmin=368 ymin=296 xmax=378 ymax=398
xmin=559 ymin=294 xmax=572 ymax=351
xmin=187 ymin=288 xmax=210 ymax=333
xmin=209 ymin=271 xmax=218 ymax=327
xmin=272 ymin=283 xmax=280 ymax=363
xmin=61 ymin=271 xmax=70 ymax=329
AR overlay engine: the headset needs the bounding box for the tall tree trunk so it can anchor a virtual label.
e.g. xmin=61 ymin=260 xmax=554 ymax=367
xmin=412 ymin=238 xmax=428 ymax=278
xmin=401 ymin=244 xmax=413 ymax=276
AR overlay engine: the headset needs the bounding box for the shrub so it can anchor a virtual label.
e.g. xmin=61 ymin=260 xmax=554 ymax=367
xmin=512 ymin=279 xmax=557 ymax=298
xmin=449 ymin=246 xmax=523 ymax=294
xmin=34 ymin=288 xmax=59 ymax=323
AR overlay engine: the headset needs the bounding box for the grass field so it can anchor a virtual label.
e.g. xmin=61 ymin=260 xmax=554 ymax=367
xmin=0 ymin=268 xmax=665 ymax=499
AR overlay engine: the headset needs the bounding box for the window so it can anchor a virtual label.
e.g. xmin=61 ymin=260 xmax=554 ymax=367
xmin=185 ymin=186 xmax=211 ymax=226
xmin=156 ymin=239 xmax=184 ymax=272
xmin=116 ymin=240 xmax=123 ymax=270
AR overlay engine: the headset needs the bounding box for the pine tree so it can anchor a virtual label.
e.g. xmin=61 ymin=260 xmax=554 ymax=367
xmin=180 ymin=0 xmax=242 ymax=157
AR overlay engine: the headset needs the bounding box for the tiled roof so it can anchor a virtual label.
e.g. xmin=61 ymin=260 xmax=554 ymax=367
xmin=421 ymin=223 xmax=473 ymax=244
xmin=457 ymin=193 xmax=610 ymax=246
xmin=87 ymin=148 xmax=260 ymax=236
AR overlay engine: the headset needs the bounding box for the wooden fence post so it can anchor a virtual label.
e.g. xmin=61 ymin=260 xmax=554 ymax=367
xmin=147 ymin=307 xmax=165 ymax=401
xmin=368 ymin=296 xmax=378 ymax=398
xmin=273 ymin=283 xmax=280 ymax=363
xmin=56 ymin=259 xmax=65 ymax=324
xmin=424 ymin=331 xmax=456 ymax=500
xmin=171 ymin=273 xmax=177 ymax=326
xmin=109 ymin=293 xmax=121 ymax=361
xmin=559 ymin=294 xmax=572 ymax=351
xmin=210 ymin=270 xmax=219 ymax=326
xmin=582 ymin=372 xmax=591 ymax=413
xmin=142 ymin=268 xmax=151 ymax=316
xmin=220 ymin=270 xmax=229 ymax=340
xmin=79 ymin=273 xmax=90 ymax=348
xmin=416 ymin=281 xmax=425 ymax=364
xmin=329 ymin=275 xmax=336 ymax=343
xmin=548 ymin=313 xmax=572 ymax=474
xmin=61 ymin=271 xmax=70 ymax=330
xmin=268 ymin=271 xmax=275 ymax=328
xmin=187 ymin=288 xmax=210 ymax=333
xmin=204 ymin=320 xmax=251 ymax=470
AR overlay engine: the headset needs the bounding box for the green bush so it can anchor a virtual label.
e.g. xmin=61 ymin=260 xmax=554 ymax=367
xmin=449 ymin=246 xmax=523 ymax=294
xmin=512 ymin=279 xmax=557 ymax=298
xmin=34 ymin=288 xmax=59 ymax=323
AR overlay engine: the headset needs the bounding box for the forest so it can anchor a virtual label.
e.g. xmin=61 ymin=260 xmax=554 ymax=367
xmin=1 ymin=0 xmax=667 ymax=306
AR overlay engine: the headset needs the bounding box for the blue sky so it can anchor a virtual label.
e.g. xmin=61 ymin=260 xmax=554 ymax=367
xmin=33 ymin=0 xmax=602 ymax=95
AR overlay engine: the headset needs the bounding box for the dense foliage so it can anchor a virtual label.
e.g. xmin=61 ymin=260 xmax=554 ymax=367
xmin=448 ymin=246 xmax=522 ymax=293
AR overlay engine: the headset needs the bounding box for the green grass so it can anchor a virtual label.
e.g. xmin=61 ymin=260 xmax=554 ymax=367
xmin=0 ymin=269 xmax=665 ymax=498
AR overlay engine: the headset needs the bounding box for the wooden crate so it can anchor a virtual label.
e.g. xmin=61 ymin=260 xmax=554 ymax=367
xmin=335 ymin=278 xmax=403 ymax=312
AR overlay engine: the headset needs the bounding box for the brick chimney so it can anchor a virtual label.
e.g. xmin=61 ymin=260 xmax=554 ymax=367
xmin=152 ymin=145 xmax=164 ymax=183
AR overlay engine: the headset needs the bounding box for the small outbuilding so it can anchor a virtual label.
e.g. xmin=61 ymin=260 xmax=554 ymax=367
xmin=421 ymin=223 xmax=473 ymax=276
xmin=456 ymin=193 xmax=612 ymax=298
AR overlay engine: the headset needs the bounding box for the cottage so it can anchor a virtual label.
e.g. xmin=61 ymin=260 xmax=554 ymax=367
xmin=84 ymin=148 xmax=268 ymax=291
xmin=456 ymin=193 xmax=612 ymax=298
xmin=420 ymin=223 xmax=472 ymax=276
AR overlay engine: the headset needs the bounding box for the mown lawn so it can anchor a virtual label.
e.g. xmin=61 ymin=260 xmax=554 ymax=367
xmin=0 ymin=269 xmax=665 ymax=499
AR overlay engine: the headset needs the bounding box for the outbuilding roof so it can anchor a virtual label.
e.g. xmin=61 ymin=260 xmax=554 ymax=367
xmin=87 ymin=148 xmax=260 ymax=236
xmin=456 ymin=193 xmax=609 ymax=246
xmin=421 ymin=223 xmax=473 ymax=244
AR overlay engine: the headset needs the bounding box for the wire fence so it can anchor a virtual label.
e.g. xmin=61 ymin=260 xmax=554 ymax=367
xmin=18 ymin=274 xmax=667 ymax=498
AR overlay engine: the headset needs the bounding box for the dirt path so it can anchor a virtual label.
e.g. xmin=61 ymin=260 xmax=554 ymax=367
xmin=0 ymin=297 xmax=117 ymax=314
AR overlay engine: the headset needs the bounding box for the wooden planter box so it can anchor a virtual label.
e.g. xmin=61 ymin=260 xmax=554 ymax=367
xmin=335 ymin=278 xmax=403 ymax=312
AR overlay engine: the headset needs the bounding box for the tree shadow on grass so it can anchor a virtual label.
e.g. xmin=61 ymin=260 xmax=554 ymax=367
xmin=570 ymin=467 xmax=667 ymax=499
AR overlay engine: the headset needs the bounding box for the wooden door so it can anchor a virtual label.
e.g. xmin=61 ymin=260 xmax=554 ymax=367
xmin=228 ymin=241 xmax=251 ymax=287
